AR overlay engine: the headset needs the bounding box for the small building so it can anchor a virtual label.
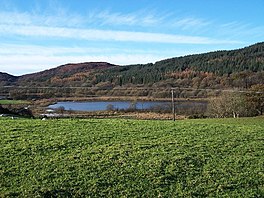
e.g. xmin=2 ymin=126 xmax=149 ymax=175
xmin=46 ymin=109 xmax=55 ymax=113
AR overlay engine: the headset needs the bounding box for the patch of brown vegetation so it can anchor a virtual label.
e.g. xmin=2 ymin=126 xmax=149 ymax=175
xmin=118 ymin=112 xmax=186 ymax=120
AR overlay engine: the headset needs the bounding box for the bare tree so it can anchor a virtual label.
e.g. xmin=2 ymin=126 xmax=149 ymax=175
xmin=56 ymin=106 xmax=65 ymax=115
xmin=208 ymin=92 xmax=247 ymax=118
xmin=247 ymin=84 xmax=264 ymax=116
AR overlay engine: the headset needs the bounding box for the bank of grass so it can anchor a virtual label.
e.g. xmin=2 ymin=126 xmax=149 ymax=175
xmin=0 ymin=117 xmax=263 ymax=197
xmin=0 ymin=100 xmax=30 ymax=105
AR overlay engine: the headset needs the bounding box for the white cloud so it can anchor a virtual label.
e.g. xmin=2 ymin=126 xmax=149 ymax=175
xmin=89 ymin=10 xmax=164 ymax=26
xmin=0 ymin=23 xmax=240 ymax=45
xmin=0 ymin=44 xmax=116 ymax=56
xmin=173 ymin=17 xmax=210 ymax=30
xmin=0 ymin=11 xmax=85 ymax=27
xmin=90 ymin=11 xmax=138 ymax=25
xmin=219 ymin=21 xmax=264 ymax=39
xmin=0 ymin=9 xmax=163 ymax=28
xmin=0 ymin=10 xmax=246 ymax=45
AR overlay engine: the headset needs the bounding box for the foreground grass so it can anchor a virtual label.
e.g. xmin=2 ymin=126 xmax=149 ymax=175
xmin=0 ymin=117 xmax=263 ymax=197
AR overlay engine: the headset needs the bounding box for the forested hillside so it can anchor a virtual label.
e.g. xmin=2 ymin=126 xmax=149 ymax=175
xmin=1 ymin=42 xmax=264 ymax=99
xmin=0 ymin=72 xmax=17 ymax=86
xmin=95 ymin=42 xmax=264 ymax=88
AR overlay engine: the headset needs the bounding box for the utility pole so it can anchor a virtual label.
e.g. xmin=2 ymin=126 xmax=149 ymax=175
xmin=171 ymin=89 xmax=176 ymax=121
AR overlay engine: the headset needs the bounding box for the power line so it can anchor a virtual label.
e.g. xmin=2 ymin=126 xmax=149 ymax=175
xmin=2 ymin=86 xmax=263 ymax=94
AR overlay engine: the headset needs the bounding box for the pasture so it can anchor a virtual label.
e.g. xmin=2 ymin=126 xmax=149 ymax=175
xmin=0 ymin=117 xmax=263 ymax=197
xmin=0 ymin=100 xmax=29 ymax=105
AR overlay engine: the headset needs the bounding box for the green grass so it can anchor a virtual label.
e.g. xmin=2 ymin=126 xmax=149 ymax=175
xmin=0 ymin=117 xmax=263 ymax=197
xmin=0 ymin=100 xmax=30 ymax=105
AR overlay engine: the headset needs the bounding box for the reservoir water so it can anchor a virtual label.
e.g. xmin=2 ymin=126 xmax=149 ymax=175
xmin=48 ymin=100 xmax=207 ymax=112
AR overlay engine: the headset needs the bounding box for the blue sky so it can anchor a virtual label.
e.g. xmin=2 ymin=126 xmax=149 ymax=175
xmin=0 ymin=0 xmax=263 ymax=75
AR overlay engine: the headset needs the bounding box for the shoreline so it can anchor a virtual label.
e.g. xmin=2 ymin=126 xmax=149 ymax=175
xmin=47 ymin=96 xmax=208 ymax=102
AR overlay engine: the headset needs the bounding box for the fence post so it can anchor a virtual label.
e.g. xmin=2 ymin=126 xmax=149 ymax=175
xmin=171 ymin=89 xmax=176 ymax=121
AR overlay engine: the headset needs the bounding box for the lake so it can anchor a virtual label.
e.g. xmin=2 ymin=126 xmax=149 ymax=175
xmin=48 ymin=100 xmax=207 ymax=113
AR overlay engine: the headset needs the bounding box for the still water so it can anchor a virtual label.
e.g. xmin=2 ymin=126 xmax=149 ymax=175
xmin=48 ymin=100 xmax=207 ymax=112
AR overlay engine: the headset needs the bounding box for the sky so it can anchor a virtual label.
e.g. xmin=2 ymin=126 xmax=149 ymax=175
xmin=0 ymin=0 xmax=263 ymax=75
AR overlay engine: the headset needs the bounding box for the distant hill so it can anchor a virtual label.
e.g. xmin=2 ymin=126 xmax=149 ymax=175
xmin=95 ymin=42 xmax=264 ymax=86
xmin=0 ymin=72 xmax=17 ymax=86
xmin=155 ymin=42 xmax=264 ymax=74
xmin=17 ymin=62 xmax=117 ymax=86
xmin=0 ymin=42 xmax=264 ymax=99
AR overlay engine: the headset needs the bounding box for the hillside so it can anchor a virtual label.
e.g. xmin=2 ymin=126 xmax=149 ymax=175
xmin=95 ymin=42 xmax=264 ymax=87
xmin=155 ymin=41 xmax=264 ymax=74
xmin=0 ymin=72 xmax=17 ymax=86
xmin=1 ymin=42 xmax=264 ymax=99
xmin=16 ymin=62 xmax=117 ymax=86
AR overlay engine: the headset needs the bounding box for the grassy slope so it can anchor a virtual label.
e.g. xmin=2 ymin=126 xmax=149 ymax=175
xmin=0 ymin=118 xmax=263 ymax=197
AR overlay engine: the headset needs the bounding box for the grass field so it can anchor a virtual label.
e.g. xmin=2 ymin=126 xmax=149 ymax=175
xmin=0 ymin=117 xmax=263 ymax=197
xmin=0 ymin=100 xmax=30 ymax=105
